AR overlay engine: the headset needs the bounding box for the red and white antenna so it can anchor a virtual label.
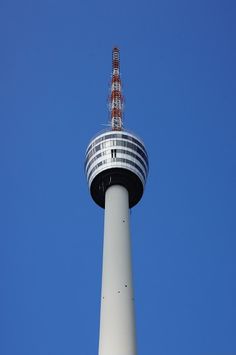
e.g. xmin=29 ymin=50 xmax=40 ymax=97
xmin=109 ymin=47 xmax=124 ymax=131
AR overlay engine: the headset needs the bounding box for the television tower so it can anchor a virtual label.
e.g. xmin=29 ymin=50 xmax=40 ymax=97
xmin=85 ymin=48 xmax=149 ymax=355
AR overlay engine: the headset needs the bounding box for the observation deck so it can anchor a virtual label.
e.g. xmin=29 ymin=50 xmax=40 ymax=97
xmin=85 ymin=130 xmax=149 ymax=208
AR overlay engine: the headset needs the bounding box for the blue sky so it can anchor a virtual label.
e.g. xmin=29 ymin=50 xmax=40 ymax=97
xmin=1 ymin=0 xmax=236 ymax=354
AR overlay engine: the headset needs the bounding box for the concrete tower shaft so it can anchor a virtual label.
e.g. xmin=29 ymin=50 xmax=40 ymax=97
xmin=99 ymin=185 xmax=136 ymax=355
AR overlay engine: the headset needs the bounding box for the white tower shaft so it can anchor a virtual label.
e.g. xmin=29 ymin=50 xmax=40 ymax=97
xmin=99 ymin=185 xmax=137 ymax=355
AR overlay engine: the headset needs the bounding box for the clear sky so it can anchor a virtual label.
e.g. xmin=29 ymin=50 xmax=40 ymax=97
xmin=1 ymin=0 xmax=236 ymax=354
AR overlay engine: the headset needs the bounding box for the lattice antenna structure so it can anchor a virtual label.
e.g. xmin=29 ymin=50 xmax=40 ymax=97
xmin=109 ymin=47 xmax=124 ymax=131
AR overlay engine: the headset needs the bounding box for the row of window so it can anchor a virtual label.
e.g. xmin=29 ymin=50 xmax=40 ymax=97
xmin=85 ymin=147 xmax=148 ymax=175
xmin=86 ymin=139 xmax=149 ymax=167
xmin=86 ymin=133 xmax=147 ymax=157
xmin=88 ymin=157 xmax=146 ymax=182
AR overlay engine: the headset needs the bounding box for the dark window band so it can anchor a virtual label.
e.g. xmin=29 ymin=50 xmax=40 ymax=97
xmin=86 ymin=139 xmax=148 ymax=167
xmin=85 ymin=148 xmax=148 ymax=174
xmin=86 ymin=133 xmax=147 ymax=157
xmin=88 ymin=157 xmax=146 ymax=182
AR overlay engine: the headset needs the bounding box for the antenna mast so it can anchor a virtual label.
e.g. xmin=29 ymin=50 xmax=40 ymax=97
xmin=110 ymin=47 xmax=123 ymax=130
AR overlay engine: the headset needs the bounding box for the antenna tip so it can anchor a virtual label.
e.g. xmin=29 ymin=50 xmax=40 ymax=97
xmin=112 ymin=47 xmax=120 ymax=57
